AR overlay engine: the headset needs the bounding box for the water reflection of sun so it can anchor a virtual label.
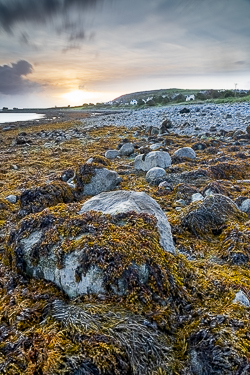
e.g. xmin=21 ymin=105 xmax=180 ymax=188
xmin=62 ymin=90 xmax=96 ymax=106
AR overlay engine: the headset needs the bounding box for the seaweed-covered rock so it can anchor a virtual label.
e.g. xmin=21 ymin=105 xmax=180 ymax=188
xmin=7 ymin=195 xmax=175 ymax=299
xmin=208 ymin=162 xmax=246 ymax=180
xmin=181 ymin=194 xmax=247 ymax=236
xmin=74 ymin=157 xmax=122 ymax=196
xmin=134 ymin=151 xmax=171 ymax=171
xmin=19 ymin=180 xmax=75 ymax=216
xmin=188 ymin=314 xmax=249 ymax=375
xmin=174 ymin=183 xmax=199 ymax=204
xmin=164 ymin=169 xmax=208 ymax=186
xmin=202 ymin=181 xmax=228 ymax=197
xmin=79 ymin=190 xmax=175 ymax=254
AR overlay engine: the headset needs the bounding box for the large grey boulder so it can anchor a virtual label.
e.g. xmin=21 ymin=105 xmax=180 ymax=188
xmin=146 ymin=167 xmax=166 ymax=185
xmin=134 ymin=151 xmax=171 ymax=172
xmin=82 ymin=168 xmax=122 ymax=196
xmin=174 ymin=147 xmax=196 ymax=159
xmin=118 ymin=143 xmax=134 ymax=156
xmin=9 ymin=191 xmax=175 ymax=299
xmin=79 ymin=190 xmax=175 ymax=254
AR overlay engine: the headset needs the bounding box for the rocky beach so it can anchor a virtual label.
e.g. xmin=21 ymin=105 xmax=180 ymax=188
xmin=1 ymin=101 xmax=250 ymax=374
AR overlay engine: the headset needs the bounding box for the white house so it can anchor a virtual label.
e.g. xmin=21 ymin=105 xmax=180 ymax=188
xmin=130 ymin=99 xmax=138 ymax=105
xmin=186 ymin=95 xmax=195 ymax=101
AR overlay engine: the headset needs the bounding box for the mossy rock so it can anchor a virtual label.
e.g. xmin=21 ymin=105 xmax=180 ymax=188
xmin=6 ymin=202 xmax=178 ymax=302
xmin=181 ymin=194 xmax=247 ymax=236
xmin=19 ymin=180 xmax=76 ymax=217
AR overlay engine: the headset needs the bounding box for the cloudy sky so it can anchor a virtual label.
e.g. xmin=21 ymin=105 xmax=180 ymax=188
xmin=0 ymin=0 xmax=249 ymax=108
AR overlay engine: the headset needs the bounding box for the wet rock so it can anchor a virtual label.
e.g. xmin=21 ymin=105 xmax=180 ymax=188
xmin=173 ymin=147 xmax=196 ymax=159
xmin=233 ymin=290 xmax=250 ymax=307
xmin=164 ymin=169 xmax=208 ymax=186
xmin=182 ymin=194 xmax=246 ymax=236
xmin=180 ymin=107 xmax=190 ymax=114
xmin=81 ymin=168 xmax=122 ymax=196
xmin=61 ymin=168 xmax=74 ymax=182
xmin=8 ymin=193 xmax=175 ymax=299
xmin=134 ymin=151 xmax=171 ymax=171
xmin=105 ymin=150 xmax=119 ymax=159
xmin=5 ymin=195 xmax=17 ymax=204
xmin=19 ymin=181 xmax=75 ymax=216
xmin=74 ymin=157 xmax=122 ymax=196
xmin=175 ymin=199 xmax=186 ymax=206
xmin=79 ymin=190 xmax=175 ymax=254
xmin=174 ymin=183 xmax=199 ymax=204
xmin=191 ymin=193 xmax=204 ymax=203
xmin=239 ymin=198 xmax=250 ymax=215
xmin=146 ymin=167 xmax=166 ymax=185
xmin=118 ymin=143 xmax=134 ymax=156
xmin=192 ymin=142 xmax=207 ymax=151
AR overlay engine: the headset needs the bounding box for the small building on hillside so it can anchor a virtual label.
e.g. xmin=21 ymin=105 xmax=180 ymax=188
xmin=186 ymin=95 xmax=195 ymax=101
xmin=130 ymin=99 xmax=138 ymax=105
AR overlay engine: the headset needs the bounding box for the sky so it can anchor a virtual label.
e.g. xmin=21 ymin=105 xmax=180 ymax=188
xmin=0 ymin=0 xmax=249 ymax=108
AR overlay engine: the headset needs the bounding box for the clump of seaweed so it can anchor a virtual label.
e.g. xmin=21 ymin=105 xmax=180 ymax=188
xmin=181 ymin=194 xmax=247 ymax=236
xmin=218 ymin=222 xmax=250 ymax=265
xmin=18 ymin=180 xmax=76 ymax=217
xmin=208 ymin=162 xmax=248 ymax=180
xmin=49 ymin=299 xmax=170 ymax=375
xmin=174 ymin=183 xmax=198 ymax=204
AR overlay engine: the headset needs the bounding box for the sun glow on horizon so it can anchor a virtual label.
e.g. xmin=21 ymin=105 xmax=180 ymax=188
xmin=62 ymin=90 xmax=98 ymax=106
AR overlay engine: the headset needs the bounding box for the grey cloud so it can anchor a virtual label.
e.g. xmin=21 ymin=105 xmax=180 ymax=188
xmin=0 ymin=60 xmax=40 ymax=95
xmin=0 ymin=0 xmax=103 ymax=32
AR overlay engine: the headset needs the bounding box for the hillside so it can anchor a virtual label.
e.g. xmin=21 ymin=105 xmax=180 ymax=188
xmin=113 ymin=88 xmax=204 ymax=103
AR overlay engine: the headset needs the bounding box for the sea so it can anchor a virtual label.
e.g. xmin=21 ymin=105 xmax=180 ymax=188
xmin=0 ymin=113 xmax=45 ymax=124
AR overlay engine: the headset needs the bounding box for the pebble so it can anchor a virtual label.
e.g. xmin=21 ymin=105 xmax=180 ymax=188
xmin=79 ymin=102 xmax=250 ymax=136
xmin=5 ymin=195 xmax=17 ymax=204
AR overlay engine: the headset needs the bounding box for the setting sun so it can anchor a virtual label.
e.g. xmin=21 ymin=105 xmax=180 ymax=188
xmin=62 ymin=90 xmax=96 ymax=106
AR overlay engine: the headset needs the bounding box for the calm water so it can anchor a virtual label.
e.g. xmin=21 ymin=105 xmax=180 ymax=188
xmin=0 ymin=113 xmax=45 ymax=124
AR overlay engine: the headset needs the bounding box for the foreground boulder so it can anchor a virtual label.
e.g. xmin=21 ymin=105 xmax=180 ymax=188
xmin=7 ymin=191 xmax=175 ymax=299
xmin=80 ymin=190 xmax=175 ymax=254
xmin=134 ymin=151 xmax=171 ymax=171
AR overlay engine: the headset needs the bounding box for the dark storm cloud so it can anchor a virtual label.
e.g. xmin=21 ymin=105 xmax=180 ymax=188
xmin=0 ymin=60 xmax=40 ymax=95
xmin=0 ymin=0 xmax=102 ymax=33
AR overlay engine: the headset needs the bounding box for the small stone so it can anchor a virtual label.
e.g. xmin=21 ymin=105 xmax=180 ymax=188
xmin=173 ymin=147 xmax=196 ymax=159
xmin=146 ymin=167 xmax=166 ymax=185
xmin=118 ymin=143 xmax=134 ymax=156
xmin=158 ymin=181 xmax=172 ymax=190
xmin=5 ymin=195 xmax=17 ymax=204
xmin=191 ymin=193 xmax=204 ymax=202
xmin=12 ymin=164 xmax=18 ymax=170
xmin=176 ymin=199 xmax=186 ymax=206
xmin=240 ymin=199 xmax=250 ymax=214
xmin=150 ymin=143 xmax=163 ymax=150
xmin=105 ymin=150 xmax=119 ymax=159
xmin=233 ymin=290 xmax=250 ymax=307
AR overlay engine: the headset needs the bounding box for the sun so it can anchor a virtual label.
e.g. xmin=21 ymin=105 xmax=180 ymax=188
xmin=62 ymin=90 xmax=96 ymax=106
